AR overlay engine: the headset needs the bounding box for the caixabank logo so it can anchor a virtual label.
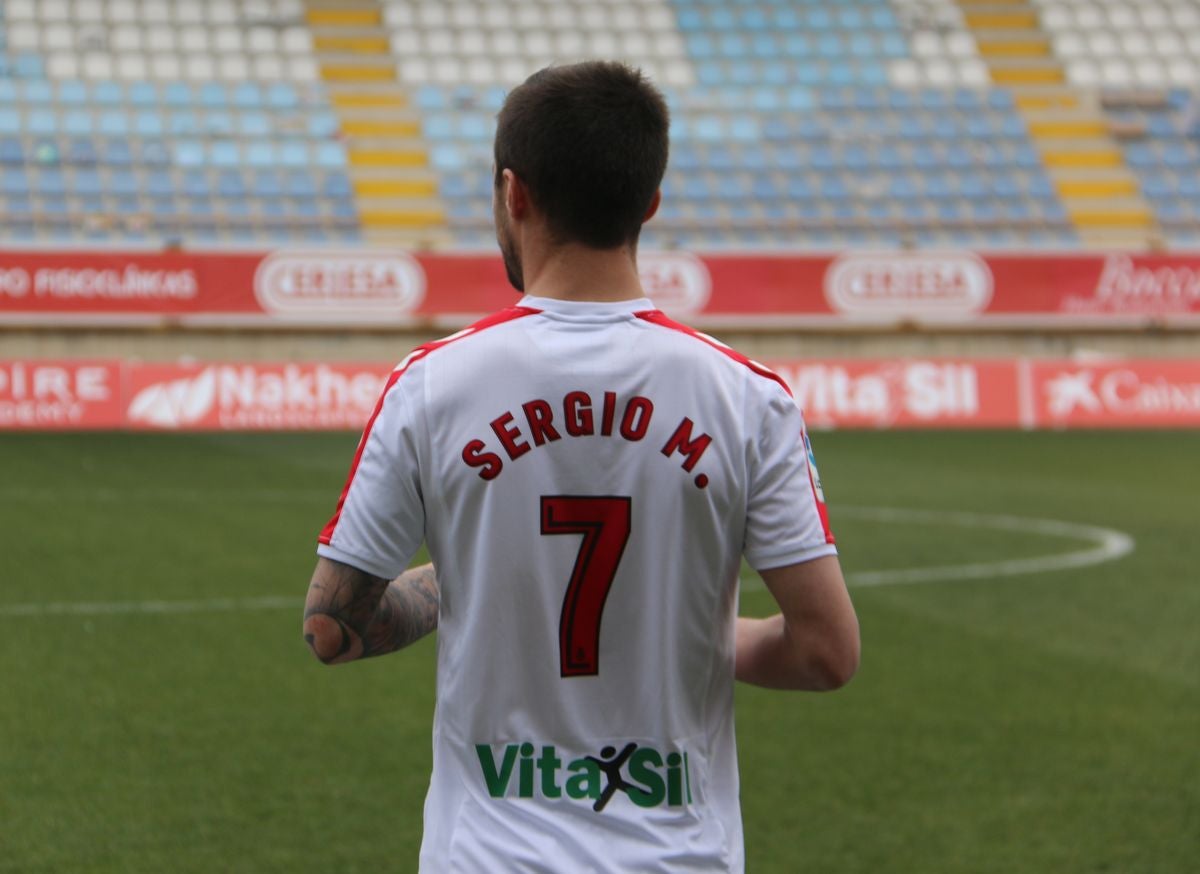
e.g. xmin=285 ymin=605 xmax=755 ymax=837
xmin=1040 ymin=365 xmax=1200 ymax=423
xmin=476 ymin=741 xmax=693 ymax=812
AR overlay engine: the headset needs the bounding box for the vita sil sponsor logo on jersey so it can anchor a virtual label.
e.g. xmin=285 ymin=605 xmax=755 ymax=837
xmin=476 ymin=741 xmax=693 ymax=812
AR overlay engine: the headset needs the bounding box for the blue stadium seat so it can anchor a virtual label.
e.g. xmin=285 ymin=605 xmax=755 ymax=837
xmin=95 ymin=112 xmax=127 ymax=137
xmin=34 ymin=170 xmax=66 ymax=195
xmin=252 ymin=170 xmax=283 ymax=198
xmin=285 ymin=171 xmax=317 ymax=199
xmin=128 ymin=82 xmax=157 ymax=106
xmin=145 ymin=171 xmax=175 ymax=197
xmin=1176 ymin=173 xmax=1200 ymax=199
xmin=1 ymin=171 xmax=29 ymax=195
xmin=959 ymin=173 xmax=990 ymax=200
xmin=321 ymin=172 xmax=352 ymax=199
xmin=57 ymin=81 xmax=88 ymax=105
xmin=239 ymin=112 xmax=271 ymax=138
xmin=204 ymin=112 xmax=235 ymax=137
xmin=109 ymin=169 xmax=138 ymax=196
xmin=232 ymin=82 xmax=263 ymax=108
xmin=313 ymin=142 xmax=346 ymax=168
xmin=17 ymin=61 xmax=48 ymax=87
xmin=164 ymin=82 xmax=193 ymax=107
xmin=307 ymin=112 xmax=340 ymax=138
xmin=278 ymin=142 xmax=310 ymax=167
xmin=945 ymin=145 xmax=974 ymax=170
xmin=66 ymin=139 xmax=98 ymax=165
xmin=809 ymin=145 xmax=837 ymax=172
xmin=1163 ymin=142 xmax=1195 ymax=170
xmin=911 ymin=143 xmax=940 ymax=170
xmin=425 ymin=114 xmax=454 ymax=139
xmin=441 ymin=173 xmax=469 ymax=199
xmin=266 ymin=83 xmax=299 ymax=109
xmin=134 ymin=112 xmax=165 ymax=137
xmin=181 ymin=169 xmax=209 ymax=198
xmin=889 ymin=175 xmax=919 ymax=200
xmin=167 ymin=111 xmax=199 ymax=137
xmin=38 ymin=195 xmax=70 ymax=216
xmin=1011 ymin=144 xmax=1042 ymax=169
xmin=199 ymin=83 xmax=227 ymax=108
xmin=210 ymin=141 xmax=240 ymax=168
xmin=429 ymin=144 xmax=464 ymax=170
xmin=63 ymin=111 xmax=92 ymax=136
xmin=102 ymin=140 xmax=133 ymax=166
xmin=220 ymin=196 xmax=253 ymax=217
xmin=140 ymin=142 xmax=170 ymax=167
xmin=459 ymin=114 xmax=491 ymax=141
xmin=184 ymin=197 xmax=214 ymax=216
xmin=291 ymin=199 xmax=320 ymax=218
xmin=216 ymin=169 xmax=247 ymax=198
xmin=72 ymin=169 xmax=103 ymax=197
xmin=868 ymin=144 xmax=901 ymax=171
xmin=27 ymin=109 xmax=57 ymax=136
xmin=707 ymin=145 xmax=736 ymax=170
xmin=414 ymin=86 xmax=447 ymax=111
xmin=0 ymin=137 xmax=22 ymax=164
xmin=174 ymin=141 xmax=205 ymax=167
xmin=92 ymin=82 xmax=124 ymax=106
xmin=6 ymin=194 xmax=33 ymax=215
xmin=786 ymin=176 xmax=813 ymax=199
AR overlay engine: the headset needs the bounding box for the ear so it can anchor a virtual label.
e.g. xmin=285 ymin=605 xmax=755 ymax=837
xmin=642 ymin=189 xmax=662 ymax=223
xmin=503 ymin=169 xmax=529 ymax=220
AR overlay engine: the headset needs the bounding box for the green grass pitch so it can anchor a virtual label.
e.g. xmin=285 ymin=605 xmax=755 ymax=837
xmin=1 ymin=430 xmax=1196 ymax=873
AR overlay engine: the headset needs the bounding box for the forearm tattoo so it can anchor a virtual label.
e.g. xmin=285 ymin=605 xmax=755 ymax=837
xmin=367 ymin=564 xmax=440 ymax=656
xmin=304 ymin=562 xmax=439 ymax=664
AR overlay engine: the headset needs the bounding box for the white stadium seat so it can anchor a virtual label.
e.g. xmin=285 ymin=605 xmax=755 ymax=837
xmin=117 ymin=54 xmax=148 ymax=79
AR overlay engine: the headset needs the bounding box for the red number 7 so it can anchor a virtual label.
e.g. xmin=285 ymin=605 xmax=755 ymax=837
xmin=540 ymin=496 xmax=632 ymax=677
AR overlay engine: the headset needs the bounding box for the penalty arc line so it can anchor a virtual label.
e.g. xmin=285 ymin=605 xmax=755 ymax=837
xmin=743 ymin=506 xmax=1135 ymax=592
xmin=0 ymin=507 xmax=1135 ymax=618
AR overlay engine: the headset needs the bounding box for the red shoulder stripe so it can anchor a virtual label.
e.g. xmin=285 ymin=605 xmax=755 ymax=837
xmin=634 ymin=309 xmax=793 ymax=397
xmin=319 ymin=305 xmax=540 ymax=546
xmin=636 ymin=309 xmax=832 ymax=544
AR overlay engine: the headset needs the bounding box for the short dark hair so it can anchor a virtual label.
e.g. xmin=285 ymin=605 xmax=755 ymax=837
xmin=494 ymin=61 xmax=670 ymax=249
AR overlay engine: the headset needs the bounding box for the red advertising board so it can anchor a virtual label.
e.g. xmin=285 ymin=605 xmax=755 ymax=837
xmin=3 ymin=358 xmax=1198 ymax=431
xmin=1028 ymin=360 xmax=1200 ymax=428
xmin=125 ymin=362 xmax=390 ymax=431
xmin=2 ymin=249 xmax=1198 ymax=328
xmin=0 ymin=359 xmax=125 ymax=429
xmin=766 ymin=359 xmax=1023 ymax=429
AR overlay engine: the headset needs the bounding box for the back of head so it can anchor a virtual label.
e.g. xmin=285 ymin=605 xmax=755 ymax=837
xmin=494 ymin=61 xmax=670 ymax=250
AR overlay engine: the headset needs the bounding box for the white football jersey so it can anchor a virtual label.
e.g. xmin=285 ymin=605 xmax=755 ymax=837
xmin=318 ymin=295 xmax=836 ymax=873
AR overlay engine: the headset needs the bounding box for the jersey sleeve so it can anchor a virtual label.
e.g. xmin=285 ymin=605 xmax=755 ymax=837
xmin=743 ymin=383 xmax=837 ymax=571
xmin=316 ymin=364 xmax=426 ymax=581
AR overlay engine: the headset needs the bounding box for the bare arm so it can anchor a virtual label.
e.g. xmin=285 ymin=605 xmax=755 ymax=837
xmin=735 ymin=555 xmax=859 ymax=691
xmin=303 ymin=557 xmax=439 ymax=665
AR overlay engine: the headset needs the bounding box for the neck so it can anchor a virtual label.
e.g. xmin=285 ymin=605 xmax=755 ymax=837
xmin=521 ymin=239 xmax=645 ymax=302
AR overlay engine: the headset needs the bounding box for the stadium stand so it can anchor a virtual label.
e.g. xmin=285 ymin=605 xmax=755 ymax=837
xmin=0 ymin=0 xmax=1196 ymax=250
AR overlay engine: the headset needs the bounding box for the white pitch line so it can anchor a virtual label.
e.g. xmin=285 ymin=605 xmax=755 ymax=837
xmin=0 ymin=507 xmax=1135 ymax=618
xmin=0 ymin=487 xmax=332 ymax=503
xmin=744 ymin=506 xmax=1135 ymax=591
xmin=0 ymin=595 xmax=302 ymax=618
